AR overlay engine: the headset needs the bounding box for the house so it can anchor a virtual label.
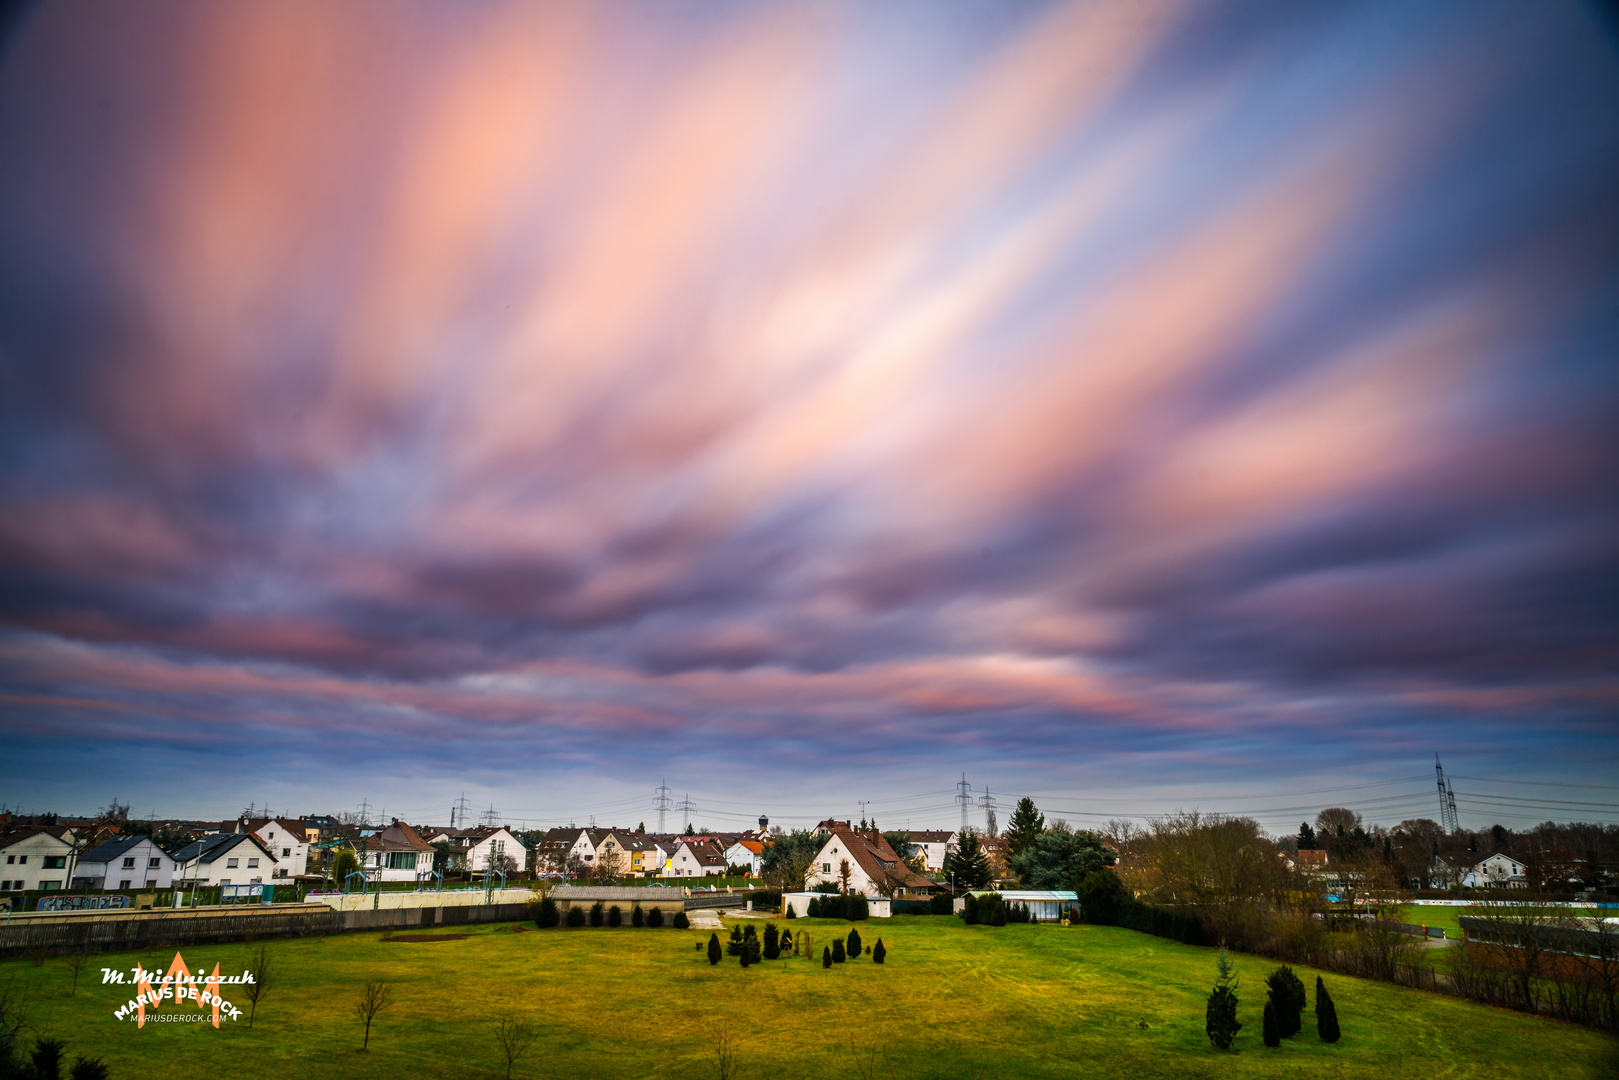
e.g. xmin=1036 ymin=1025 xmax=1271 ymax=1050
xmin=908 ymin=829 xmax=958 ymax=872
xmin=223 ymin=818 xmax=310 ymax=879
xmin=353 ymin=821 xmax=436 ymax=884
xmin=72 ymin=835 xmax=178 ymax=891
xmin=639 ymin=837 xmax=676 ymax=877
xmin=301 ymin=815 xmax=341 ymax=843
xmin=465 ymin=827 xmax=524 ymax=878
xmin=663 ymin=840 xmax=726 ymax=878
xmin=805 ymin=826 xmax=938 ymax=898
xmin=0 ymin=826 xmax=77 ymax=892
xmin=172 ymin=833 xmax=279 ymax=888
xmin=1463 ymin=853 xmax=1528 ymax=888
xmin=812 ymin=819 xmax=852 ymax=838
xmin=724 ymin=839 xmax=765 ymax=876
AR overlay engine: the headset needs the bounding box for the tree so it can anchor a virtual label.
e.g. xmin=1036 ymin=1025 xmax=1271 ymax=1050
xmin=331 ymin=847 xmax=361 ymax=885
xmin=672 ymin=911 xmax=689 ymax=929
xmin=63 ymin=951 xmax=90 ymax=996
xmin=1004 ymin=798 xmax=1045 ymax=858
xmin=1316 ymin=976 xmax=1340 ymax=1042
xmin=1262 ymin=1000 xmax=1280 ymax=1047
xmin=1265 ymin=965 xmax=1305 ymax=1037
xmin=566 ymin=905 xmax=586 ymax=927
xmin=355 ymin=981 xmax=394 ymax=1051
xmin=1205 ymin=949 xmax=1241 ymax=1050
xmin=494 ymin=1016 xmax=539 ymax=1080
xmin=607 ymin=904 xmax=622 ymax=927
xmin=637 ymin=822 xmax=645 ymax=834
xmin=647 ymin=906 xmax=665 ymax=928
xmin=30 ymin=1038 xmax=64 ymax=1080
xmin=1074 ymin=868 xmax=1129 ymax=924
xmin=1008 ymin=824 xmax=1114 ymax=890
xmin=763 ymin=923 xmax=780 ymax=960
xmin=1316 ymin=808 xmax=1362 ymax=839
xmin=847 ymin=928 xmax=862 ymax=959
xmin=943 ymin=829 xmax=993 ymax=890
xmin=872 ymin=938 xmax=886 ymax=964
xmin=535 ymin=898 xmax=559 ymax=928
xmin=1298 ymin=823 xmax=1318 ymax=850
xmin=632 ymin=903 xmax=645 ymax=928
xmin=837 ymin=859 xmax=853 ymax=893
xmin=832 ymin=939 xmax=846 ymax=963
xmin=823 ymin=946 xmax=832 ymax=969
xmin=242 ymin=943 xmax=273 ymax=1028
xmin=759 ymin=830 xmax=819 ymax=893
xmin=707 ymin=933 xmax=722 ymax=966
xmin=589 ymin=901 xmax=605 ymax=927
xmin=68 ymin=1056 xmax=110 ymax=1080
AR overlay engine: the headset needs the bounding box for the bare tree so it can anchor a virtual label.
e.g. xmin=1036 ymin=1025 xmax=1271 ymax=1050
xmin=593 ymin=847 xmax=627 ymax=881
xmin=63 ymin=952 xmax=90 ymax=997
xmin=494 ymin=1016 xmax=540 ymax=1079
xmin=354 ymin=981 xmax=394 ymax=1050
xmin=710 ymin=1028 xmax=739 ymax=1080
xmin=241 ymin=944 xmax=273 ymax=1028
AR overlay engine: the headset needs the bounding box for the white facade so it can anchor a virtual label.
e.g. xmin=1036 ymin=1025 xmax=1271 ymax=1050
xmin=806 ymin=833 xmax=879 ymax=896
xmin=909 ymin=831 xmax=958 ymax=873
xmin=663 ymin=841 xmax=722 ymax=878
xmin=253 ymin=820 xmax=308 ymax=878
xmin=174 ymin=834 xmax=279 ymax=887
xmin=724 ymin=841 xmax=764 ymax=875
xmin=1463 ymin=853 xmax=1528 ymax=888
xmin=468 ymin=828 xmax=523 ymax=876
xmin=782 ymin=892 xmax=892 ymax=918
xmin=73 ymin=836 xmax=177 ymax=891
xmin=0 ymin=828 xmax=77 ymax=892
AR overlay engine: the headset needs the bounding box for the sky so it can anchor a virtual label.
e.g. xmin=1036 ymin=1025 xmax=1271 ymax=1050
xmin=0 ymin=0 xmax=1616 ymax=835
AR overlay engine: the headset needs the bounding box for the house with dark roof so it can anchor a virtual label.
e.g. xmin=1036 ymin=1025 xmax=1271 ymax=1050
xmin=907 ymin=829 xmax=958 ymax=872
xmin=352 ymin=821 xmax=435 ymax=883
xmin=72 ymin=834 xmax=178 ymax=891
xmin=806 ymin=827 xmax=939 ymax=898
xmin=172 ymin=832 xmax=279 ymax=888
xmin=0 ymin=826 xmax=77 ymax=893
xmin=663 ymin=839 xmax=726 ymax=878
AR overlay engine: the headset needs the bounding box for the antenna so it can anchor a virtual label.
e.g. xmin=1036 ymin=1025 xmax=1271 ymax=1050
xmin=1435 ymin=754 xmax=1459 ymax=834
xmin=955 ymin=773 xmax=973 ymax=833
xmin=654 ymin=780 xmax=674 ymax=834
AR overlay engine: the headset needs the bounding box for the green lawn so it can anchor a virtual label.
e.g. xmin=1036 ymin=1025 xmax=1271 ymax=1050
xmin=2 ymin=917 xmax=1613 ymax=1079
xmin=1398 ymin=905 xmax=1605 ymax=940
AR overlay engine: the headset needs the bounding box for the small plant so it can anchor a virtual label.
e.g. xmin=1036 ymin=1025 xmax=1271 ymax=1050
xmin=1205 ymin=948 xmax=1241 ymax=1051
xmin=822 ymin=946 xmax=832 ymax=969
xmin=707 ymin=933 xmax=723 ymax=966
xmin=566 ymin=905 xmax=586 ymax=928
xmin=535 ymin=897 xmax=559 ymax=928
xmin=785 ymin=904 xmax=797 ymax=919
xmin=63 ymin=951 xmax=90 ymax=997
xmin=632 ymin=903 xmax=645 ymax=928
xmin=355 ymin=981 xmax=395 ymax=1051
xmin=727 ymin=925 xmax=744 ymax=956
xmin=494 ymin=1016 xmax=540 ymax=1080
xmin=647 ymin=905 xmax=665 ymax=928
xmin=589 ymin=901 xmax=605 ymax=927
xmin=672 ymin=911 xmax=690 ymax=930
xmin=242 ymin=942 xmax=273 ymax=1028
xmin=872 ymin=938 xmax=886 ymax=964
xmin=607 ymin=905 xmax=622 ymax=928
xmin=711 ymin=1028 xmax=740 ymax=1080
xmin=846 ymin=928 xmax=862 ymax=959
xmin=808 ymin=897 xmax=821 ymax=918
xmin=68 ymin=1057 xmax=111 ymax=1080
xmin=832 ymin=938 xmax=846 ymax=964
xmin=1316 ymin=976 xmax=1341 ymax=1043
xmin=30 ymin=1038 xmax=65 ymax=1079
xmin=1262 ymin=1000 xmax=1280 ymax=1047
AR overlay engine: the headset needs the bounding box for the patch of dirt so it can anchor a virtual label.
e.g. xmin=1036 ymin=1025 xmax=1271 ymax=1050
xmin=381 ymin=934 xmax=473 ymax=943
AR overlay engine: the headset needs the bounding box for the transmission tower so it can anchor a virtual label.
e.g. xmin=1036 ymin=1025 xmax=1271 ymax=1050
xmin=955 ymin=773 xmax=973 ymax=833
xmin=676 ymin=792 xmax=696 ymax=833
xmin=978 ymin=786 xmax=997 ymax=836
xmin=653 ymin=780 xmax=674 ymax=834
xmin=480 ymin=804 xmax=499 ymax=828
xmin=452 ymin=792 xmax=471 ymax=831
xmin=1434 ymin=754 xmax=1459 ymax=834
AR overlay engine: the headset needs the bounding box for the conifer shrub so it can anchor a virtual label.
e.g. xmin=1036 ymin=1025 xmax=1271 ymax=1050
xmin=672 ymin=911 xmax=689 ymax=929
xmin=607 ymin=905 xmax=622 ymax=928
xmin=534 ymin=898 xmax=559 ymax=929
xmin=850 ymin=894 xmax=869 ymax=921
xmin=847 ymin=928 xmax=862 ymax=958
xmin=962 ymin=894 xmax=980 ymax=925
xmin=1265 ymin=965 xmax=1305 ymax=1037
xmin=1316 ymin=977 xmax=1341 ymax=1043
xmin=589 ymin=901 xmax=605 ymax=927
xmin=1205 ymin=949 xmax=1241 ymax=1051
xmin=727 ymin=925 xmax=744 ymax=956
xmin=929 ymin=891 xmax=953 ymax=915
xmin=632 ymin=903 xmax=644 ymax=928
xmin=763 ymin=923 xmax=780 ymax=960
xmin=647 ymin=906 xmax=665 ymax=928
xmin=1263 ymin=1000 xmax=1280 ymax=1047
xmin=807 ymin=897 xmax=821 ymax=918
xmin=707 ymin=933 xmax=722 ymax=965
xmin=742 ymin=924 xmax=760 ymax=964
xmin=785 ymin=904 xmax=797 ymax=919
xmin=822 ymin=946 xmax=832 ymax=968
xmin=740 ymin=944 xmax=752 ymax=968
xmin=832 ymin=939 xmax=845 ymax=963
xmin=566 ymin=905 xmax=586 ymax=928
xmin=872 ymin=938 xmax=886 ymax=964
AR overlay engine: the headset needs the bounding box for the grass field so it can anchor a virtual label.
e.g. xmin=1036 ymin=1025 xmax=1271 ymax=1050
xmin=1397 ymin=905 xmax=1607 ymax=940
xmin=2 ymin=917 xmax=1614 ymax=1079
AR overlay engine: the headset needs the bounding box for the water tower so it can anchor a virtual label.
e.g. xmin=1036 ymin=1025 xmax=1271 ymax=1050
xmin=758 ymin=814 xmax=769 ymax=832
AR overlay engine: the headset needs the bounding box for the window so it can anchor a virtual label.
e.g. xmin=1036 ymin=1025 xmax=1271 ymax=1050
xmin=118 ymin=879 xmax=131 ymax=889
xmin=226 ymin=858 xmax=239 ymax=869
xmin=145 ymin=880 xmax=157 ymax=889
xmin=122 ymin=857 xmax=136 ymax=869
xmin=386 ymin=852 xmax=417 ymax=870
xmin=148 ymin=858 xmax=161 ymax=869
xmin=43 ymin=856 xmax=64 ymax=869
xmin=247 ymin=858 xmax=259 ymax=868
xmin=282 ymin=848 xmax=290 ymax=857
xmin=39 ymin=880 xmax=61 ymax=891
xmin=221 ymin=879 xmax=231 ymax=886
xmin=822 ymin=863 xmax=831 ymax=872
xmin=0 ymin=881 xmax=8 ymax=890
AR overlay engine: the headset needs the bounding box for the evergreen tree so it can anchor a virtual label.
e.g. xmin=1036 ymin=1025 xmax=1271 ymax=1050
xmin=1003 ymin=798 xmax=1045 ymax=858
xmin=807 ymin=897 xmax=821 ymax=918
xmin=847 ymin=928 xmax=862 ymax=958
xmin=1205 ymin=949 xmax=1241 ymax=1050
xmin=740 ymin=943 xmax=752 ymax=968
xmin=872 ymin=938 xmax=886 ymax=964
xmin=764 ymin=923 xmax=780 ymax=959
xmin=707 ymin=933 xmax=722 ymax=966
xmin=727 ymin=926 xmax=744 ymax=956
xmin=607 ymin=905 xmax=622 ymax=928
xmin=785 ymin=904 xmax=797 ymax=919
xmin=671 ymin=911 xmax=688 ymax=929
xmin=566 ymin=905 xmax=586 ymax=927
xmin=1298 ymin=822 xmax=1318 ymax=850
xmin=943 ymin=828 xmax=994 ymax=890
xmin=589 ymin=901 xmax=605 ymax=927
xmin=632 ymin=903 xmax=645 ymax=928
xmin=647 ymin=906 xmax=664 ymax=928
xmin=823 ymin=946 xmax=832 ymax=968
xmin=962 ymin=893 xmax=979 ymax=925
xmin=1263 ymin=1000 xmax=1280 ymax=1047
xmin=832 ymin=939 xmax=845 ymax=963
xmin=743 ymin=925 xmax=760 ymax=964
xmin=1264 ymin=965 xmax=1305 ymax=1037
xmin=1316 ymin=977 xmax=1341 ymax=1043
xmin=534 ymin=898 xmax=559 ymax=928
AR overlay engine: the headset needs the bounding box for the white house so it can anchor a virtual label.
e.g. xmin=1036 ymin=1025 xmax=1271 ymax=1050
xmin=724 ymin=839 xmax=765 ymax=875
xmin=251 ymin=819 xmax=309 ymax=879
xmin=1463 ymin=853 xmax=1528 ymax=888
xmin=173 ymin=833 xmax=279 ymax=887
xmin=663 ymin=840 xmax=725 ymax=878
xmin=0 ymin=826 xmax=77 ymax=892
xmin=805 ymin=826 xmax=936 ymax=898
xmin=72 ymin=835 xmax=177 ymax=891
xmin=908 ymin=830 xmax=958 ymax=873
xmin=466 ymin=827 xmax=524 ymax=877
xmin=353 ymin=821 xmax=436 ymax=884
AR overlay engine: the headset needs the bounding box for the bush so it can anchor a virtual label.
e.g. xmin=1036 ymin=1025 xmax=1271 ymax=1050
xmin=69 ymin=1057 xmax=111 ymax=1080
xmin=707 ymin=933 xmax=722 ymax=966
xmin=566 ymin=905 xmax=586 ymax=928
xmin=534 ymin=898 xmax=559 ymax=929
xmin=647 ymin=906 xmax=664 ymax=928
xmin=807 ymin=897 xmax=821 ymax=918
xmin=962 ymin=894 xmax=979 ymax=925
xmin=1205 ymin=949 xmax=1241 ymax=1051
xmin=1263 ymin=1000 xmax=1280 ymax=1047
xmin=847 ymin=928 xmax=862 ymax=958
xmin=632 ymin=903 xmax=644 ymax=928
xmin=822 ymin=946 xmax=832 ymax=969
xmin=832 ymin=939 xmax=845 ymax=964
xmin=727 ymin=926 xmax=744 ymax=956
xmin=785 ymin=904 xmax=797 ymax=919
xmin=872 ymin=938 xmax=886 ymax=964
xmin=607 ymin=905 xmax=622 ymax=928
xmin=763 ymin=924 xmax=780 ymax=960
xmin=739 ymin=943 xmax=752 ymax=968
xmin=1316 ymin=977 xmax=1341 ymax=1043
xmin=850 ymin=894 xmax=869 ymax=921
xmin=589 ymin=901 xmax=605 ymax=928
xmin=1265 ymin=965 xmax=1305 ymax=1037
xmin=747 ymin=889 xmax=782 ymax=909
xmin=672 ymin=911 xmax=689 ymax=929
xmin=929 ymin=892 xmax=954 ymax=915
xmin=1075 ymin=869 xmax=1128 ymax=925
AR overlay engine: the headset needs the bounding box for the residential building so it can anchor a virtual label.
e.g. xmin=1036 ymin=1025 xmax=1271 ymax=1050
xmin=805 ymin=826 xmax=938 ymax=898
xmin=1463 ymin=853 xmax=1528 ymax=888
xmin=221 ymin=818 xmax=310 ymax=879
xmin=908 ymin=829 xmax=958 ymax=872
xmin=72 ymin=835 xmax=178 ymax=891
xmin=724 ymin=839 xmax=765 ymax=875
xmin=353 ymin=821 xmax=436 ymax=884
xmin=663 ymin=840 xmax=726 ymax=878
xmin=173 ymin=833 xmax=279 ymax=887
xmin=0 ymin=826 xmax=77 ymax=892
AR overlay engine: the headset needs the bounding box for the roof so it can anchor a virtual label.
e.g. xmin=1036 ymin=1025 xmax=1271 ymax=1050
xmin=976 ymin=890 xmax=1078 ymax=901
xmin=909 ymin=830 xmax=957 ymax=843
xmin=0 ymin=825 xmax=75 ymax=848
xmin=364 ymin=821 xmax=435 ymax=853
xmin=78 ymin=835 xmax=157 ymax=864
xmin=730 ymin=839 xmax=764 ymax=854
xmin=823 ymin=827 xmax=934 ymax=891
xmin=173 ymin=832 xmax=276 ymax=864
xmin=676 ymin=840 xmax=727 ymax=867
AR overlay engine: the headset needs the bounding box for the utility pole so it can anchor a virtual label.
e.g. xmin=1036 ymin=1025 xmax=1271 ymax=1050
xmin=955 ymin=774 xmax=973 ymax=833
xmin=654 ymin=780 xmax=674 ymax=834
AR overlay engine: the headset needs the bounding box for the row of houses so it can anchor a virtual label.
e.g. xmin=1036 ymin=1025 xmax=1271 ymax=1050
xmin=1283 ymin=847 xmax=1535 ymax=890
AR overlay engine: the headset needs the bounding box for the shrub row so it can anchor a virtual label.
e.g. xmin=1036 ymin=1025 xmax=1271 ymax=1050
xmin=706 ymin=925 xmax=886 ymax=969
xmin=805 ymin=894 xmax=869 ymax=920
xmin=533 ymin=898 xmax=687 ymax=930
